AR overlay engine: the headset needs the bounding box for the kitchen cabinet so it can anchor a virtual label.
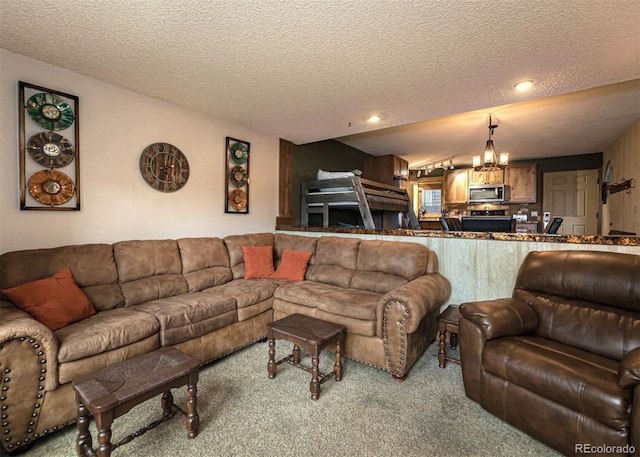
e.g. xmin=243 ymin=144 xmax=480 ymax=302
xmin=506 ymin=164 xmax=537 ymax=203
xmin=469 ymin=169 xmax=504 ymax=185
xmin=444 ymin=169 xmax=468 ymax=204
xmin=363 ymin=154 xmax=408 ymax=185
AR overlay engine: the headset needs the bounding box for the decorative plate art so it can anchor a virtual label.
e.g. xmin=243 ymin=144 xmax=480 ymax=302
xmin=229 ymin=141 xmax=248 ymax=165
xmin=27 ymin=131 xmax=75 ymax=168
xmin=26 ymin=92 xmax=75 ymax=131
xmin=27 ymin=169 xmax=75 ymax=206
xmin=19 ymin=81 xmax=80 ymax=211
xmin=229 ymin=165 xmax=248 ymax=187
xmin=228 ymin=189 xmax=248 ymax=211
xmin=225 ymin=137 xmax=250 ymax=213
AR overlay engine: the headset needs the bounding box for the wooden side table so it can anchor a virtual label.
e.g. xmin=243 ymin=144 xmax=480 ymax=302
xmin=267 ymin=313 xmax=345 ymax=400
xmin=438 ymin=305 xmax=461 ymax=368
xmin=72 ymin=347 xmax=200 ymax=457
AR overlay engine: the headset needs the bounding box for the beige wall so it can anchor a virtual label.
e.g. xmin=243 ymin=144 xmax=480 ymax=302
xmin=603 ymin=117 xmax=640 ymax=235
xmin=0 ymin=50 xmax=280 ymax=253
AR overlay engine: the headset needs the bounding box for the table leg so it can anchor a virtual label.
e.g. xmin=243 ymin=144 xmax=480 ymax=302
xmin=185 ymin=380 xmax=199 ymax=439
xmin=450 ymin=332 xmax=459 ymax=350
xmin=76 ymin=399 xmax=92 ymax=457
xmin=334 ymin=336 xmax=343 ymax=381
xmin=438 ymin=329 xmax=447 ymax=368
xmin=94 ymin=411 xmax=114 ymax=457
xmin=292 ymin=344 xmax=301 ymax=363
xmin=310 ymin=354 xmax=320 ymax=400
xmin=267 ymin=338 xmax=277 ymax=379
xmin=161 ymin=390 xmax=174 ymax=418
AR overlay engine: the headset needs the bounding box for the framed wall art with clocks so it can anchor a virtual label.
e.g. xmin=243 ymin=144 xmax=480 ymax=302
xmin=18 ymin=81 xmax=80 ymax=211
xmin=225 ymin=137 xmax=250 ymax=214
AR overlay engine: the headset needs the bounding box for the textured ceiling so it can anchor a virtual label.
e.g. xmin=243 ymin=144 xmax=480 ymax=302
xmin=1 ymin=1 xmax=639 ymax=167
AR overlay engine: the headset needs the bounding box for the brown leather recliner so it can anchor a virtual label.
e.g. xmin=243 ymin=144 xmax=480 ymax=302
xmin=459 ymin=250 xmax=640 ymax=456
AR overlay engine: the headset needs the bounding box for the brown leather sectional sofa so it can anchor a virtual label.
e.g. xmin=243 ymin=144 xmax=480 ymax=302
xmin=0 ymin=232 xmax=450 ymax=454
xmin=459 ymin=250 xmax=640 ymax=456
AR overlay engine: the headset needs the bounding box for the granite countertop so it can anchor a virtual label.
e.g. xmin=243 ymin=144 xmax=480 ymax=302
xmin=275 ymin=226 xmax=640 ymax=247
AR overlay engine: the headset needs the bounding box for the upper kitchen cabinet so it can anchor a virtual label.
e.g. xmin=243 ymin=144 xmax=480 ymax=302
xmin=363 ymin=154 xmax=408 ymax=185
xmin=506 ymin=164 xmax=537 ymax=203
xmin=444 ymin=168 xmax=468 ymax=204
xmin=469 ymin=169 xmax=504 ymax=185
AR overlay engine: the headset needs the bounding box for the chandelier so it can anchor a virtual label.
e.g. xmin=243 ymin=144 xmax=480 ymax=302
xmin=473 ymin=114 xmax=509 ymax=170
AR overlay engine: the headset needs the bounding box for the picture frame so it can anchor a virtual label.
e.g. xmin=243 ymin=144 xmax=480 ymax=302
xmin=224 ymin=137 xmax=250 ymax=214
xmin=18 ymin=81 xmax=81 ymax=211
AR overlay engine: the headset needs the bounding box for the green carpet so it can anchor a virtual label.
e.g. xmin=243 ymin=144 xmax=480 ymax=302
xmin=23 ymin=341 xmax=559 ymax=457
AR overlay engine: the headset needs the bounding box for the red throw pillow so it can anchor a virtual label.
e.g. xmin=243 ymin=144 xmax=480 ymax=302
xmin=2 ymin=267 xmax=96 ymax=331
xmin=242 ymin=245 xmax=275 ymax=279
xmin=270 ymin=249 xmax=313 ymax=281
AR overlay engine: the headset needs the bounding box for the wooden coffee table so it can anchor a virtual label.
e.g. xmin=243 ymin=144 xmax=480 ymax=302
xmin=438 ymin=305 xmax=461 ymax=368
xmin=267 ymin=313 xmax=345 ymax=400
xmin=72 ymin=347 xmax=200 ymax=457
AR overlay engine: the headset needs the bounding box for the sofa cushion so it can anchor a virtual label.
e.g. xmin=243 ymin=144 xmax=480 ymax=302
xmin=224 ymin=233 xmax=274 ymax=279
xmin=274 ymin=233 xmax=318 ymax=271
xmin=350 ymin=240 xmax=426 ymax=293
xmin=0 ymin=243 xmax=123 ymax=311
xmin=3 ymin=267 xmax=96 ymax=331
xmin=514 ymin=289 xmax=640 ymax=361
xmin=178 ymin=237 xmax=232 ymax=292
xmin=133 ymin=291 xmax=237 ymax=346
xmin=483 ymin=335 xmax=631 ymax=430
xmin=306 ymin=236 xmax=360 ymax=288
xmin=242 ymin=245 xmax=275 ymax=279
xmin=514 ymin=250 xmax=640 ymax=313
xmin=208 ymin=279 xmax=280 ymax=310
xmin=56 ymin=308 xmax=160 ymax=363
xmin=114 ymin=240 xmax=189 ymax=306
xmin=274 ymin=280 xmax=380 ymax=321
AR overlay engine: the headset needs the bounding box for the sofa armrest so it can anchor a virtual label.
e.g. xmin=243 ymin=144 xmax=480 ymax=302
xmin=459 ymin=298 xmax=538 ymax=340
xmin=0 ymin=300 xmax=60 ymax=392
xmin=619 ymin=347 xmax=640 ymax=389
xmin=378 ymin=273 xmax=451 ymax=335
xmin=376 ymin=274 xmax=450 ymax=379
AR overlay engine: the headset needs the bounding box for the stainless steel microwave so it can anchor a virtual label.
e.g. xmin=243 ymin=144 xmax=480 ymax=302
xmin=468 ymin=184 xmax=508 ymax=203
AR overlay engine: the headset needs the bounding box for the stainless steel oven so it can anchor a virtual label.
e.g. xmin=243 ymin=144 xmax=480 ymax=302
xmin=468 ymin=184 xmax=508 ymax=203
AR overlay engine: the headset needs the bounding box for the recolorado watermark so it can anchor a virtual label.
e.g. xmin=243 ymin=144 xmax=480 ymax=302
xmin=575 ymin=443 xmax=636 ymax=454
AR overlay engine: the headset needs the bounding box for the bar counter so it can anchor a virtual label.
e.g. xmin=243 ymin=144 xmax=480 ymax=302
xmin=275 ymin=226 xmax=640 ymax=307
xmin=276 ymin=226 xmax=640 ymax=247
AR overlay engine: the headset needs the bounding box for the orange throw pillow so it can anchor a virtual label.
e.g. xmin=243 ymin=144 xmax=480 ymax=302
xmin=270 ymin=249 xmax=313 ymax=281
xmin=2 ymin=267 xmax=96 ymax=331
xmin=242 ymin=245 xmax=275 ymax=279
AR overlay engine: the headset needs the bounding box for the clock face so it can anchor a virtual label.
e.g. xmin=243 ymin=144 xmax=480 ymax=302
xmin=27 ymin=131 xmax=75 ymax=168
xmin=139 ymin=142 xmax=190 ymax=192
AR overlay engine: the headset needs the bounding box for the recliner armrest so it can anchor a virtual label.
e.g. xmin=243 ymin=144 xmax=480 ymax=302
xmin=619 ymin=347 xmax=640 ymax=388
xmin=459 ymin=298 xmax=538 ymax=340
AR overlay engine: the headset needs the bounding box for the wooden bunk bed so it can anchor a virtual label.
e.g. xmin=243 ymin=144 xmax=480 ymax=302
xmin=301 ymin=176 xmax=420 ymax=230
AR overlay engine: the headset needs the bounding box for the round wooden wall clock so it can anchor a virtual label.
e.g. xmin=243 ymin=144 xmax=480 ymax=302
xmin=139 ymin=142 xmax=190 ymax=192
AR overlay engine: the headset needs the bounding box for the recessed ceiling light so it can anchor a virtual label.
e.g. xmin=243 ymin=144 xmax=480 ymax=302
xmin=514 ymin=80 xmax=534 ymax=92
xmin=367 ymin=115 xmax=381 ymax=123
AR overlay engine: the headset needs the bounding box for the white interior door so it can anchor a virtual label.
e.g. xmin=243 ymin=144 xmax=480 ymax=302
xmin=542 ymin=170 xmax=599 ymax=235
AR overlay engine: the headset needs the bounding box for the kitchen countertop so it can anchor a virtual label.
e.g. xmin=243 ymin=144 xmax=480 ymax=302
xmin=275 ymin=226 xmax=640 ymax=247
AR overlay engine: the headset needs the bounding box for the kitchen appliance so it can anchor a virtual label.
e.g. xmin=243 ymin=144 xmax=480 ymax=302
xmin=463 ymin=209 xmax=512 ymax=232
xmin=468 ymin=184 xmax=508 ymax=203
xmin=470 ymin=209 xmax=506 ymax=217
